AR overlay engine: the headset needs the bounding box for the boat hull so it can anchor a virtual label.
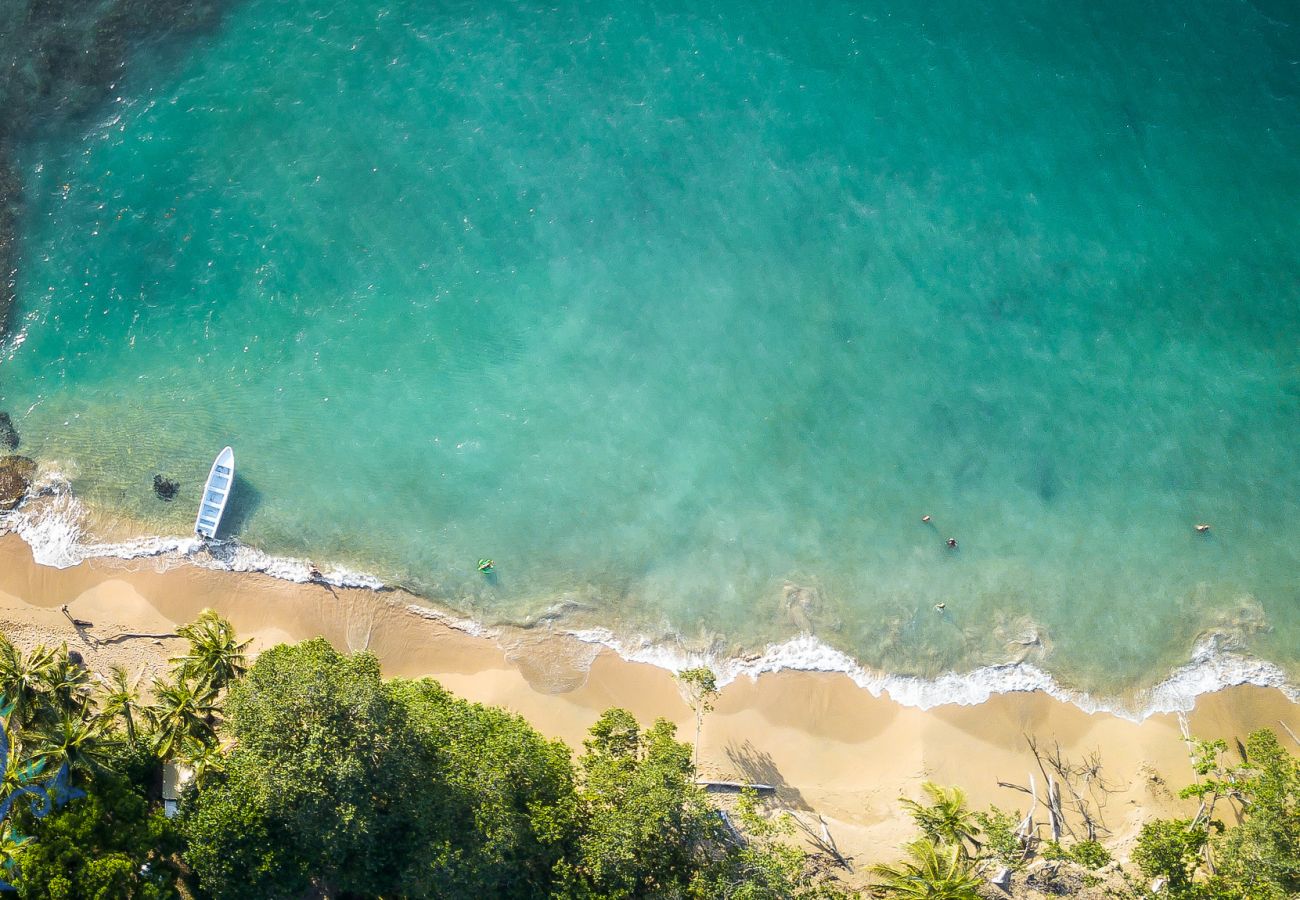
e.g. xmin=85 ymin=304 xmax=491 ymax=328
xmin=194 ymin=447 xmax=234 ymax=538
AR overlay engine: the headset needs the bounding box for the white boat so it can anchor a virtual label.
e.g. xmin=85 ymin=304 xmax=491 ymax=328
xmin=194 ymin=447 xmax=234 ymax=539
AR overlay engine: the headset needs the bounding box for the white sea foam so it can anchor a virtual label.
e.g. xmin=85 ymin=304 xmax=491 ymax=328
xmin=0 ymin=469 xmax=380 ymax=590
xmin=403 ymin=603 xmax=497 ymax=638
xmin=2 ymin=474 xmax=1295 ymax=721
xmin=564 ymin=629 xmax=1299 ymax=722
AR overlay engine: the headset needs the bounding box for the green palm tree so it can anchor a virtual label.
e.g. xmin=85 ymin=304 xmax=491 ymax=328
xmin=900 ymin=782 xmax=982 ymax=858
xmin=171 ymin=610 xmax=251 ymax=691
xmin=0 ymin=639 xmax=57 ymax=731
xmin=35 ymin=710 xmax=111 ymax=782
xmin=870 ymin=839 xmax=985 ymax=899
xmin=0 ymin=821 xmax=31 ymax=888
xmin=0 ymin=722 xmax=48 ymax=802
xmin=39 ymin=646 xmax=93 ymax=721
xmin=180 ymin=735 xmax=226 ymax=787
xmin=149 ymin=674 xmax=219 ymax=761
xmin=98 ymin=665 xmax=144 ymax=745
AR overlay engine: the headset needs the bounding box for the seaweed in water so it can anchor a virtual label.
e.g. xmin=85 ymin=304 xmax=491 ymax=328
xmin=153 ymin=474 xmax=179 ymax=501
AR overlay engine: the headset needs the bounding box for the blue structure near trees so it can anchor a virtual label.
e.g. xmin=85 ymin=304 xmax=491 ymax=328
xmin=0 ymin=700 xmax=82 ymax=890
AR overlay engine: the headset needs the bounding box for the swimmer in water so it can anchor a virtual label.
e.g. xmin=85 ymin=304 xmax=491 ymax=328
xmin=922 ymin=515 xmax=932 ymax=523
xmin=946 ymin=538 xmax=958 ymax=549
xmin=1195 ymin=524 xmax=1211 ymax=533
xmin=935 ymin=602 xmax=946 ymax=611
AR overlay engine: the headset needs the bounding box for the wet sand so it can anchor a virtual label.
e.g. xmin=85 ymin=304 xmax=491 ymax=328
xmin=0 ymin=532 xmax=1295 ymax=870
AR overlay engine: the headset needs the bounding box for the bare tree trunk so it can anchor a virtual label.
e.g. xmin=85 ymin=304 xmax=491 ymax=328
xmin=693 ymin=710 xmax=703 ymax=772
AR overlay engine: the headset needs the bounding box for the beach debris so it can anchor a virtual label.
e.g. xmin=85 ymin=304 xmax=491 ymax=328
xmin=997 ymin=736 xmax=1119 ymax=846
xmin=60 ymin=604 xmax=99 ymax=647
xmin=1195 ymin=523 xmax=1211 ymax=533
xmin=946 ymin=537 xmax=958 ymax=549
xmin=0 ymin=412 xmax=17 ymax=450
xmin=697 ymin=779 xmax=777 ymax=794
xmin=0 ymin=455 xmax=36 ymax=510
xmin=477 ymin=558 xmax=494 ymax=573
xmin=792 ymin=812 xmax=855 ymax=872
xmin=60 ymin=605 xmax=94 ymax=629
xmin=153 ymin=474 xmax=180 ymax=501
xmin=716 ymin=808 xmax=746 ymax=846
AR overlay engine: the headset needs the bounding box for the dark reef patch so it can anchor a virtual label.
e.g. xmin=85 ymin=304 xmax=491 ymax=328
xmin=0 ymin=0 xmax=235 ymax=343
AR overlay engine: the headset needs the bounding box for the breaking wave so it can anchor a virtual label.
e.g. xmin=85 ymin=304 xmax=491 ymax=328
xmin=3 ymin=471 xmax=1295 ymax=721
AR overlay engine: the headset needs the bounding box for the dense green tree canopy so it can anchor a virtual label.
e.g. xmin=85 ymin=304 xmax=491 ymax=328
xmin=557 ymin=708 xmax=719 ymax=899
xmin=180 ymin=639 xmax=440 ymax=898
xmin=390 ymin=678 xmax=578 ymax=897
xmin=9 ymin=745 xmax=181 ymax=900
xmin=182 ymin=640 xmax=582 ymax=899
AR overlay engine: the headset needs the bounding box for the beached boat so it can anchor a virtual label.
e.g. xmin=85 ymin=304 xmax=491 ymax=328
xmin=194 ymin=447 xmax=234 ymax=539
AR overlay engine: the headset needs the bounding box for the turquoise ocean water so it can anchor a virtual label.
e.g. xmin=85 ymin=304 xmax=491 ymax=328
xmin=2 ymin=0 xmax=1298 ymax=695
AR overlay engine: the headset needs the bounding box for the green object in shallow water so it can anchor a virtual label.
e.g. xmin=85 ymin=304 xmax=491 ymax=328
xmin=477 ymin=559 xmax=493 ymax=573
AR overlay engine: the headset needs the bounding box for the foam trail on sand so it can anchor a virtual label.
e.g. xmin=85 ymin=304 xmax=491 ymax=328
xmin=2 ymin=475 xmax=1295 ymax=721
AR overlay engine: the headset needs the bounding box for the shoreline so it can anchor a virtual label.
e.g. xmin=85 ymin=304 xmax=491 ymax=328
xmin=2 ymin=470 xmax=1297 ymax=721
xmin=0 ymin=529 xmax=1297 ymax=869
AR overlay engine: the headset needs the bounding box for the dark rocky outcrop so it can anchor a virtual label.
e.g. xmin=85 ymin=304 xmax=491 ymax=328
xmin=0 ymin=455 xmax=36 ymax=510
xmin=0 ymin=412 xmax=17 ymax=450
xmin=153 ymin=474 xmax=179 ymax=500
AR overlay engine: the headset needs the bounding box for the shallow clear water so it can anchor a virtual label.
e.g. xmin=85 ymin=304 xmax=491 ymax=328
xmin=2 ymin=0 xmax=1298 ymax=693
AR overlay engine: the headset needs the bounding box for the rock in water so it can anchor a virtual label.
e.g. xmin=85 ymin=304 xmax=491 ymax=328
xmin=0 ymin=412 xmax=17 ymax=450
xmin=153 ymin=474 xmax=179 ymax=501
xmin=0 ymin=456 xmax=36 ymax=510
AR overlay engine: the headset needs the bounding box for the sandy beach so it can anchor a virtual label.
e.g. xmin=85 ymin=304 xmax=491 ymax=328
xmin=0 ymin=532 xmax=1295 ymax=877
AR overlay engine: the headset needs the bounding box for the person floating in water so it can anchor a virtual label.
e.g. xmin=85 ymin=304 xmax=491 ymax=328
xmin=946 ymin=538 xmax=958 ymax=549
xmin=477 ymin=558 xmax=494 ymax=573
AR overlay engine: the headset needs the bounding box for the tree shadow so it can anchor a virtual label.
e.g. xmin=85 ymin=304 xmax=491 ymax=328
xmin=723 ymin=740 xmax=811 ymax=812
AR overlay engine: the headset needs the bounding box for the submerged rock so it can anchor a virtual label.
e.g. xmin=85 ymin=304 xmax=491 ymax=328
xmin=0 ymin=455 xmax=37 ymax=510
xmin=0 ymin=412 xmax=16 ymax=450
xmin=153 ymin=474 xmax=179 ymax=501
